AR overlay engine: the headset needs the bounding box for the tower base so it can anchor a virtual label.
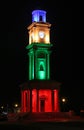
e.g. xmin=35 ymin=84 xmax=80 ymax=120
xmin=20 ymin=80 xmax=61 ymax=113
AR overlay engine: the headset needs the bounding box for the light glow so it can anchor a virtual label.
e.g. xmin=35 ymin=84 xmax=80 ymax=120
xmin=62 ymin=97 xmax=66 ymax=103
xmin=32 ymin=10 xmax=46 ymax=22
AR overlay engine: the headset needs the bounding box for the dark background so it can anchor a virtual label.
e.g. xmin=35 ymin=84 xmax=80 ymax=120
xmin=0 ymin=1 xmax=82 ymax=113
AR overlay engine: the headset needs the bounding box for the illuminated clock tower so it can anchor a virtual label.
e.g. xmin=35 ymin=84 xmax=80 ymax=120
xmin=20 ymin=10 xmax=61 ymax=113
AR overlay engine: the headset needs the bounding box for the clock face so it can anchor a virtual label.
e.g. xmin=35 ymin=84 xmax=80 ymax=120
xmin=39 ymin=31 xmax=45 ymax=38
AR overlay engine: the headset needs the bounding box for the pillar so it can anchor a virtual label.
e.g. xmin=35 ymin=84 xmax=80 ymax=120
xmin=37 ymin=89 xmax=39 ymax=112
xmin=28 ymin=90 xmax=30 ymax=112
xmin=30 ymin=89 xmax=32 ymax=112
xmin=47 ymin=53 xmax=50 ymax=79
xmin=52 ymin=90 xmax=54 ymax=112
xmin=54 ymin=89 xmax=59 ymax=112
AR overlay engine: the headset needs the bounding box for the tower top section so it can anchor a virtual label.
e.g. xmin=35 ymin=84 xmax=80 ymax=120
xmin=27 ymin=9 xmax=51 ymax=45
xmin=32 ymin=10 xmax=46 ymax=23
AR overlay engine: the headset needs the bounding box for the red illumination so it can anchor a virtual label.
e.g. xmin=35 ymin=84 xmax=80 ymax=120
xmin=39 ymin=90 xmax=52 ymax=112
xmin=54 ymin=89 xmax=59 ymax=112
xmin=32 ymin=89 xmax=37 ymax=112
xmin=23 ymin=91 xmax=26 ymax=112
xmin=21 ymin=89 xmax=59 ymax=113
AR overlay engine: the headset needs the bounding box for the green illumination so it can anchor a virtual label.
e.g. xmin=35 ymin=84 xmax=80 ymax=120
xmin=26 ymin=43 xmax=52 ymax=50
xmin=26 ymin=43 xmax=52 ymax=80
xmin=36 ymin=59 xmax=46 ymax=80
xmin=38 ymin=71 xmax=45 ymax=79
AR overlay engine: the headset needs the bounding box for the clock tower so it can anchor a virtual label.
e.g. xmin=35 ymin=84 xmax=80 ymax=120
xmin=20 ymin=9 xmax=61 ymax=114
xmin=26 ymin=10 xmax=52 ymax=80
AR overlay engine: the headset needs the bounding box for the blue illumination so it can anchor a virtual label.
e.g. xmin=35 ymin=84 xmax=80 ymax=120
xmin=32 ymin=10 xmax=46 ymax=23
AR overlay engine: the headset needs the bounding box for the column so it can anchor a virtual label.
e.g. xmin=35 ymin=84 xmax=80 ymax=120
xmin=37 ymin=89 xmax=39 ymax=112
xmin=54 ymin=89 xmax=59 ymax=112
xmin=34 ymin=50 xmax=37 ymax=79
xmin=47 ymin=53 xmax=50 ymax=79
xmin=25 ymin=91 xmax=27 ymax=112
xmin=28 ymin=90 xmax=30 ymax=112
xmin=23 ymin=91 xmax=26 ymax=112
xmin=30 ymin=89 xmax=32 ymax=113
xmin=52 ymin=90 xmax=54 ymax=112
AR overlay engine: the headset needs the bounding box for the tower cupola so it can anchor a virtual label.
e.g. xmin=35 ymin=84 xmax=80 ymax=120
xmin=32 ymin=10 xmax=46 ymax=23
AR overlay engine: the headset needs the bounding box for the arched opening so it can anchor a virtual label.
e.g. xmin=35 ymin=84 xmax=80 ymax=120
xmin=40 ymin=95 xmax=46 ymax=112
xmin=40 ymin=64 xmax=44 ymax=71
xmin=39 ymin=15 xmax=43 ymax=21
xmin=40 ymin=99 xmax=45 ymax=112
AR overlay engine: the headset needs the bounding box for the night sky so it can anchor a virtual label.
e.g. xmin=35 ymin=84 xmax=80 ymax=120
xmin=0 ymin=1 xmax=82 ymax=112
